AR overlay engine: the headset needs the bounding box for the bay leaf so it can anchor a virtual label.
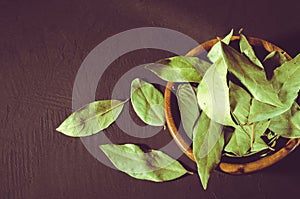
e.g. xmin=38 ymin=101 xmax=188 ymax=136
xmin=224 ymin=126 xmax=251 ymax=156
xmin=99 ymin=144 xmax=191 ymax=182
xmin=224 ymin=82 xmax=252 ymax=156
xmin=145 ymin=56 xmax=210 ymax=82
xmin=207 ymin=29 xmax=233 ymax=63
xmin=269 ymin=103 xmax=300 ymax=138
xmin=225 ymin=120 xmax=270 ymax=156
xmin=263 ymin=51 xmax=288 ymax=80
xmin=248 ymin=100 xmax=285 ymax=123
xmin=248 ymin=54 xmax=300 ymax=122
xmin=193 ymin=112 xmax=224 ymax=190
xmin=245 ymin=130 xmax=279 ymax=156
xmin=227 ymin=83 xmax=270 ymax=156
xmin=239 ymin=33 xmax=263 ymax=68
xmin=131 ymin=78 xmax=165 ymax=126
xmin=263 ymin=51 xmax=287 ymax=67
xmin=291 ymin=109 xmax=300 ymax=130
xmin=197 ymin=57 xmax=236 ymax=127
xmin=251 ymin=121 xmax=271 ymax=153
xmin=56 ymin=100 xmax=127 ymax=137
xmin=176 ymin=83 xmax=200 ymax=139
xmin=271 ymin=54 xmax=300 ymax=101
xmin=229 ymin=82 xmax=252 ymax=125
xmin=219 ymin=42 xmax=283 ymax=107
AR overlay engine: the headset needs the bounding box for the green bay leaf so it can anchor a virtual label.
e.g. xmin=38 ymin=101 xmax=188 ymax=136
xmin=229 ymin=82 xmax=252 ymax=125
xmin=248 ymin=100 xmax=286 ymax=123
xmin=219 ymin=42 xmax=283 ymax=107
xmin=248 ymin=54 xmax=300 ymax=122
xmin=99 ymin=144 xmax=191 ymax=182
xmin=197 ymin=57 xmax=236 ymax=127
xmin=271 ymin=54 xmax=300 ymax=101
xmin=263 ymin=51 xmax=287 ymax=67
xmin=226 ymin=82 xmax=271 ymax=156
xmin=207 ymin=29 xmax=233 ymax=63
xmin=239 ymin=33 xmax=263 ymax=68
xmin=224 ymin=126 xmax=251 ymax=156
xmin=225 ymin=120 xmax=270 ymax=156
xmin=269 ymin=103 xmax=300 ymax=138
xmin=56 ymin=100 xmax=127 ymax=137
xmin=251 ymin=121 xmax=271 ymax=153
xmin=225 ymin=82 xmax=252 ymax=156
xmin=263 ymin=51 xmax=288 ymax=80
xmin=291 ymin=109 xmax=300 ymax=130
xmin=176 ymin=83 xmax=200 ymax=139
xmin=145 ymin=56 xmax=210 ymax=82
xmin=131 ymin=78 xmax=165 ymax=126
xmin=193 ymin=112 xmax=224 ymax=190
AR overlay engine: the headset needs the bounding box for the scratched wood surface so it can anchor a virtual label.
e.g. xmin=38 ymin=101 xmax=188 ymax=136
xmin=0 ymin=0 xmax=299 ymax=198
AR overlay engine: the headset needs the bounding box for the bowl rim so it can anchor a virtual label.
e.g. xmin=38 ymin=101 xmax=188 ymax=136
xmin=164 ymin=35 xmax=300 ymax=174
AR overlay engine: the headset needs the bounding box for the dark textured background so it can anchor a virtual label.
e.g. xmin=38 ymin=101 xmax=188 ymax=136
xmin=1 ymin=0 xmax=300 ymax=198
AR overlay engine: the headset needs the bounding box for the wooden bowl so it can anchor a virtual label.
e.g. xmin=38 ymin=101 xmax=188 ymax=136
xmin=164 ymin=36 xmax=300 ymax=174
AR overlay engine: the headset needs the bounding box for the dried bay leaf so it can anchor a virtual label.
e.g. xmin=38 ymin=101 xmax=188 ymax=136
xmin=263 ymin=51 xmax=288 ymax=80
xmin=229 ymin=82 xmax=252 ymax=125
xmin=193 ymin=112 xmax=224 ymax=189
xmin=239 ymin=33 xmax=263 ymax=69
xmin=197 ymin=58 xmax=236 ymax=127
xmin=56 ymin=100 xmax=127 ymax=137
xmin=250 ymin=121 xmax=271 ymax=153
xmin=145 ymin=56 xmax=210 ymax=82
xmin=224 ymin=126 xmax=251 ymax=156
xmin=248 ymin=100 xmax=285 ymax=123
xmin=225 ymin=121 xmax=270 ymax=156
xmin=131 ymin=78 xmax=165 ymax=126
xmin=271 ymin=54 xmax=300 ymax=101
xmin=224 ymin=83 xmax=252 ymax=156
xmin=263 ymin=51 xmax=288 ymax=68
xmin=176 ymin=83 xmax=200 ymax=139
xmin=99 ymin=144 xmax=191 ymax=182
xmin=226 ymin=82 xmax=271 ymax=156
xmin=248 ymin=54 xmax=300 ymax=122
xmin=219 ymin=42 xmax=283 ymax=107
xmin=291 ymin=110 xmax=300 ymax=130
xmin=207 ymin=29 xmax=233 ymax=63
xmin=269 ymin=103 xmax=300 ymax=138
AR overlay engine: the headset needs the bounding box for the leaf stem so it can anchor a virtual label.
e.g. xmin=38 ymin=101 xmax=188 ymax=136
xmin=231 ymin=112 xmax=249 ymax=136
xmin=250 ymin=123 xmax=255 ymax=149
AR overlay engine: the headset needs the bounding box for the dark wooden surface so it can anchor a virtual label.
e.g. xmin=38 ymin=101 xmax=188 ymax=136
xmin=1 ymin=0 xmax=299 ymax=198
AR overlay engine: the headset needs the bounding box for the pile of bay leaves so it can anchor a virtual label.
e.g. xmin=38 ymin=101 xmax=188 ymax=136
xmin=56 ymin=30 xmax=300 ymax=190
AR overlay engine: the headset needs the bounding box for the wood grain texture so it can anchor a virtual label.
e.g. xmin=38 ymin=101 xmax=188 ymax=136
xmin=0 ymin=0 xmax=300 ymax=199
